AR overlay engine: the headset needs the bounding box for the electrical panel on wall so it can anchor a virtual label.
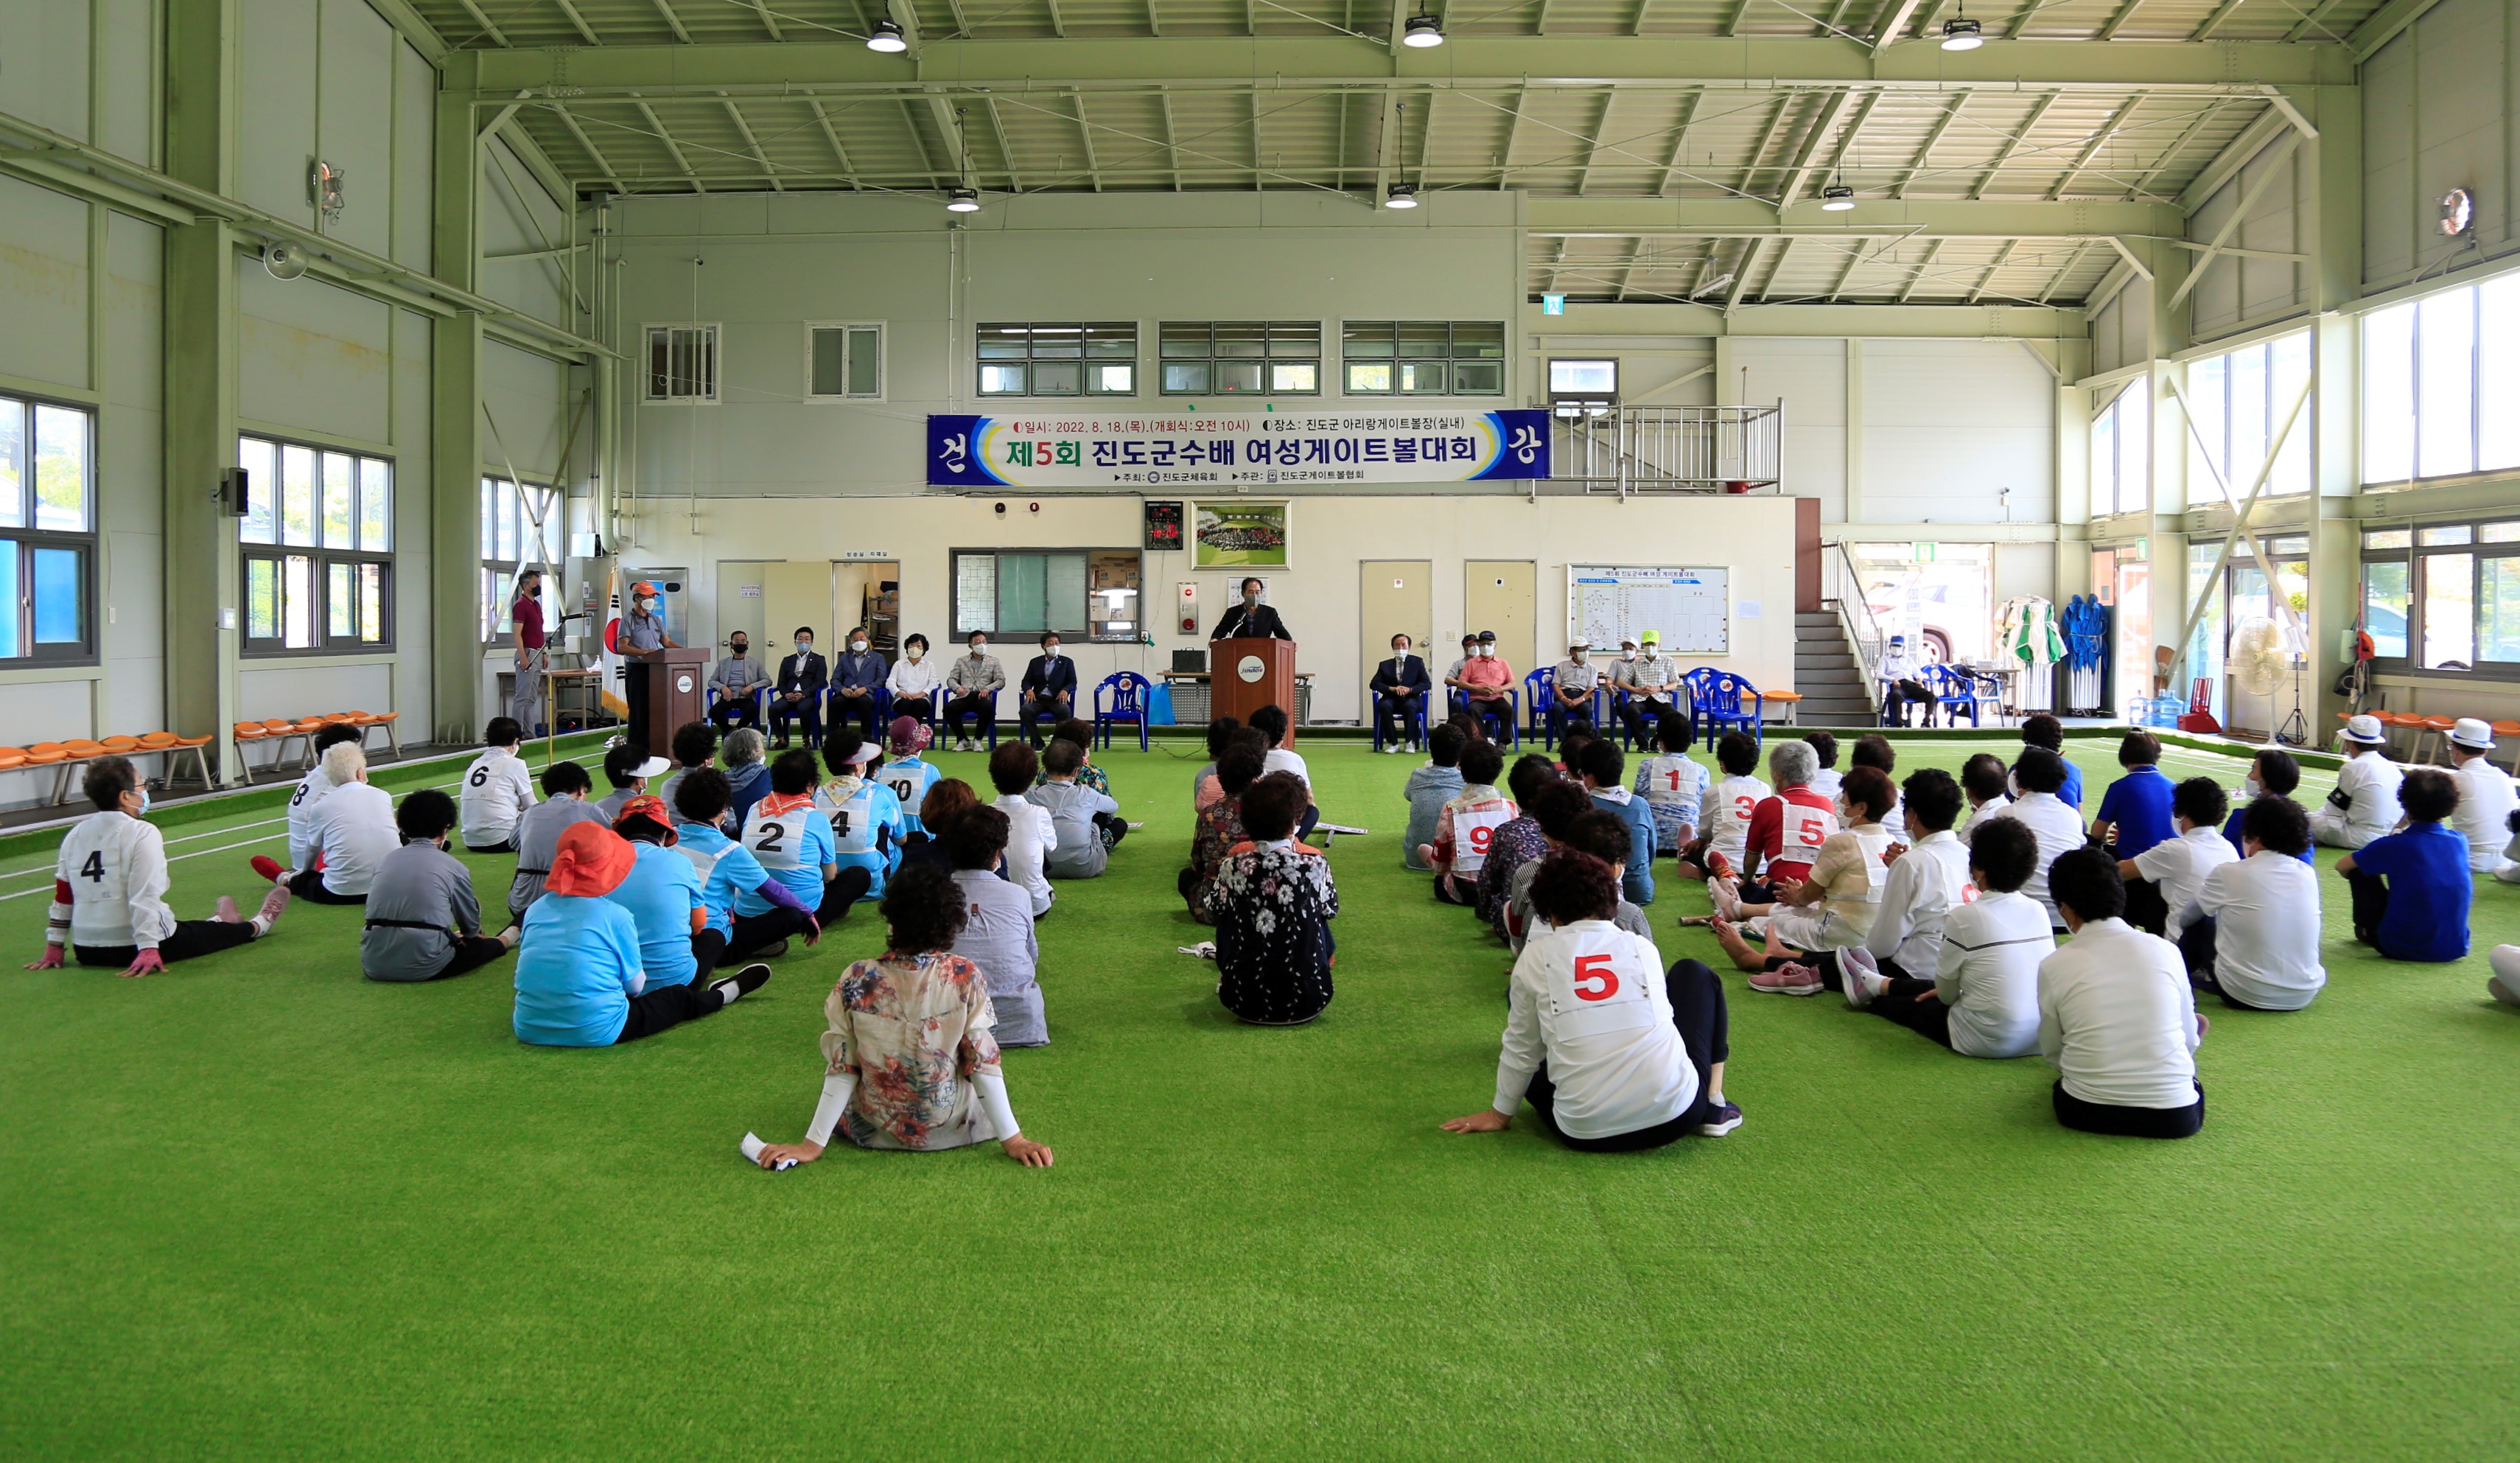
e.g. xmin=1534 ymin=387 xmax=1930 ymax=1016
xmin=1177 ymin=581 xmax=1198 ymax=635
xmin=1145 ymin=500 xmax=1184 ymax=552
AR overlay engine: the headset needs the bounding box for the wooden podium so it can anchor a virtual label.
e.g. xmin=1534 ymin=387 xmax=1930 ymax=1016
xmin=626 ymin=647 xmax=710 ymax=747
xmin=1211 ymin=638 xmax=1298 ymax=748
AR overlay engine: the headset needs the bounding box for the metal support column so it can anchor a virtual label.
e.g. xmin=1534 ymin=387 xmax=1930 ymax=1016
xmin=431 ymin=77 xmax=486 ymax=744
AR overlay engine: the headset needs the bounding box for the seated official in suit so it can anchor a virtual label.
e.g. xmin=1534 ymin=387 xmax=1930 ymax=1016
xmin=1368 ymin=632 xmax=1431 ymax=753
xmin=1019 ymin=632 xmax=1078 ymax=747
xmin=769 ymin=626 xmax=827 ymax=748
xmin=1209 ymin=577 xmax=1293 ymax=641
xmin=828 ymin=629 xmax=887 ymax=742
xmin=707 ymin=632 xmax=771 ymax=730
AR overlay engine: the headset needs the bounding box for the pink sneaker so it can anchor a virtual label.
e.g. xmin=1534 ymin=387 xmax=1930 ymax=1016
xmin=1749 ymin=962 xmax=1825 ymax=996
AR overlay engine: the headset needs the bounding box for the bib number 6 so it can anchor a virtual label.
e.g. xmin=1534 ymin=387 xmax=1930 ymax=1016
xmin=1571 ymin=952 xmax=1619 ymax=1002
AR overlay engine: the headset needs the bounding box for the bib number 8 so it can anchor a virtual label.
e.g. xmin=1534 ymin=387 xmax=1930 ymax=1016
xmin=1571 ymin=952 xmax=1619 ymax=1002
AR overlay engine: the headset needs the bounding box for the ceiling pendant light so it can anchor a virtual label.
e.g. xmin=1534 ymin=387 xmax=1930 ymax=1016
xmin=1385 ymin=183 xmax=1419 ymax=209
xmin=866 ymin=19 xmax=908 ymax=52
xmin=1401 ymin=10 xmax=1445 ymax=46
xmin=945 ymin=186 xmax=980 ymax=213
xmin=1819 ymin=182 xmax=1855 ymax=212
xmin=1939 ymin=6 xmax=1983 ymax=49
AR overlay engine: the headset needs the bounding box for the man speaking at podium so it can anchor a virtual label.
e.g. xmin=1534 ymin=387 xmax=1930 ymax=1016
xmin=1209 ymin=578 xmax=1292 ymax=642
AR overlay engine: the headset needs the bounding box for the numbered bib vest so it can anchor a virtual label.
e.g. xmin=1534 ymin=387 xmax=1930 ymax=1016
xmin=1854 ymin=829 xmax=1894 ymax=904
xmin=1543 ymin=928 xmax=1660 ymax=1041
xmin=1640 ymin=755 xmax=1701 ymax=806
xmin=743 ymin=797 xmax=815 ymax=871
xmin=1451 ymin=804 xmax=1514 ymax=873
xmin=1785 ymin=795 xmax=1839 ymax=857
xmin=816 ymin=781 xmax=886 ymax=856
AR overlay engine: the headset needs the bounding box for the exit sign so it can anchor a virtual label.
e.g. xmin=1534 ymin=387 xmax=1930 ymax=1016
xmin=1541 ymin=294 xmax=1566 ymax=315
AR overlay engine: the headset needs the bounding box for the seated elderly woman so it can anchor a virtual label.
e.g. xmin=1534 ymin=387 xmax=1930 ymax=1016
xmin=1180 ymin=734 xmax=1267 ymax=922
xmin=752 ymin=865 xmax=1054 ymax=1168
xmin=1203 ymin=771 xmax=1338 ymax=1025
xmin=511 ymin=822 xmax=770 ymax=1048
xmin=1443 ymin=848 xmax=1742 ymax=1150
xmin=721 ymin=726 xmax=774 ymax=831
xmin=944 ymin=806 xmax=1046 ymax=1047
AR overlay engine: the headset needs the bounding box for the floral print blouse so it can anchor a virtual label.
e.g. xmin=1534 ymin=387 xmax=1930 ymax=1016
xmin=1203 ymin=841 xmax=1339 ymax=1024
xmin=821 ymin=951 xmax=1004 ymax=1151
xmin=1185 ymin=794 xmax=1249 ymax=920
xmin=1476 ymin=814 xmax=1549 ymax=929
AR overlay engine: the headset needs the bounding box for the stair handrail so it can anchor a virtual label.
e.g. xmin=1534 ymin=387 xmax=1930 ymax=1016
xmin=1821 ymin=540 xmax=1886 ymax=717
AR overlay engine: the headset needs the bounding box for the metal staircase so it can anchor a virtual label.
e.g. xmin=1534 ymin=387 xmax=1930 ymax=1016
xmin=1793 ymin=612 xmax=1875 ymax=725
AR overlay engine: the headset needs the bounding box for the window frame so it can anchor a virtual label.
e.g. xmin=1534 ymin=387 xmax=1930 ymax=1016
xmin=237 ymin=433 xmax=396 ymax=658
xmin=643 ymin=322 xmax=723 ymax=405
xmin=949 ymin=548 xmax=1143 ymax=644
xmin=1156 ymin=321 xmax=1322 ymax=397
xmin=1340 ymin=321 xmax=1508 ymax=397
xmin=2088 ymin=377 xmax=2149 ymax=517
xmin=975 ymin=322 xmax=1138 ymax=399
xmin=2183 ymin=332 xmax=2312 ymax=500
xmin=0 ymin=391 xmax=101 ymax=668
xmin=478 ymin=475 xmax=562 ymax=649
xmin=2359 ymin=517 xmax=2520 ymax=681
xmin=2361 ymin=274 xmax=2520 ymax=487
xmin=804 ymin=321 xmax=886 ymax=402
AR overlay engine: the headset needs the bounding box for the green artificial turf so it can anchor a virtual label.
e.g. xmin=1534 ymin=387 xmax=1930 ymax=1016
xmin=4 ymin=734 xmax=2516 ymax=1459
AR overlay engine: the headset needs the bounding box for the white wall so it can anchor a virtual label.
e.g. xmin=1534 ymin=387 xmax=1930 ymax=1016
xmin=2188 ymin=138 xmax=2311 ymax=343
xmin=0 ymin=0 xmax=158 ymax=167
xmin=619 ymin=493 xmax=1800 ymax=727
xmin=236 ymin=0 xmax=431 ymax=268
xmin=1730 ymin=337 xmax=1846 ymax=522
xmin=2362 ymin=0 xmax=2520 ymax=292
xmin=1858 ymin=339 xmax=2055 ymax=526
xmin=0 ymin=173 xmax=165 ymax=765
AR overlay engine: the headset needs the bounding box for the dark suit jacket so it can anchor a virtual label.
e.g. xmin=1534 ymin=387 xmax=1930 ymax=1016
xmin=1021 ymin=654 xmax=1077 ymax=702
xmin=1209 ymin=603 xmax=1292 ymax=641
xmin=776 ymin=651 xmax=827 ymax=698
xmin=1370 ymin=655 xmax=1429 ymax=699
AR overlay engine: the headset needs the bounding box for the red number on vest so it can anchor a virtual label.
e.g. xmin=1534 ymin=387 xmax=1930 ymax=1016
xmin=1665 ymin=769 xmax=1684 ymax=792
xmin=1734 ymin=795 xmax=1756 ymax=819
xmin=1468 ymin=823 xmax=1494 ymax=853
xmin=1572 ymin=953 xmax=1619 ymax=1001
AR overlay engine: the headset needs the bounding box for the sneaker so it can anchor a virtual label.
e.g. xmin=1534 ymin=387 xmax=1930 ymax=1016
xmin=1694 ymin=1100 xmax=1743 ymax=1137
xmin=738 ymin=939 xmax=790 ymax=963
xmin=710 ymin=963 xmax=772 ymax=1007
xmin=1704 ymin=848 xmax=1735 ymax=880
xmin=2491 ymin=971 xmax=2520 ymax=1008
xmin=1749 ymin=963 xmax=1824 ymax=996
xmin=256 ymin=884 xmax=291 ymax=930
xmin=250 ymin=855 xmax=284 ymax=884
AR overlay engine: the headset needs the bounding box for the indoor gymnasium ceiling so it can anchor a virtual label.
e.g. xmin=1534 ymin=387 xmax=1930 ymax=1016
xmin=404 ymin=0 xmax=2398 ymax=305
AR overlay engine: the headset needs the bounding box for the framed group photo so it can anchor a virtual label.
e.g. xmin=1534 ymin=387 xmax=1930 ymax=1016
xmin=1191 ymin=500 xmax=1292 ymax=570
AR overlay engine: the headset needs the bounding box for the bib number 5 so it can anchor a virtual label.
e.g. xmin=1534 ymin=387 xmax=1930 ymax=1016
xmin=1571 ymin=952 xmax=1619 ymax=1002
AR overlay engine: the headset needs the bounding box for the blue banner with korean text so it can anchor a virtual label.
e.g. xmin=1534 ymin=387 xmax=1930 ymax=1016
xmin=928 ymin=409 xmax=1550 ymax=488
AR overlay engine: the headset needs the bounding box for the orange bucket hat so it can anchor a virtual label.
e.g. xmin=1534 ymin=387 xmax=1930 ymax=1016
xmin=546 ymin=822 xmax=636 ymax=898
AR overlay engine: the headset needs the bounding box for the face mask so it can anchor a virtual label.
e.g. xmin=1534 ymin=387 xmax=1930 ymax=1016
xmin=730 ymin=644 xmax=747 ymax=657
xmin=2243 ymin=776 xmax=2262 ymax=800
xmin=636 ymin=598 xmax=653 ymax=612
xmin=797 ymin=640 xmax=811 ymax=654
xmin=850 ymin=640 xmax=867 ymax=653
xmin=1043 ymin=646 xmax=1060 ymax=659
xmin=1245 ymin=591 xmax=1261 ymax=605
xmin=907 ymin=647 xmax=924 ymax=662
xmin=136 ymin=789 xmax=152 ymax=816
xmin=1623 ymin=650 xmax=1638 ymax=662
xmin=1393 ymin=646 xmax=1409 ymax=657
xmin=971 ymin=644 xmax=987 ymax=657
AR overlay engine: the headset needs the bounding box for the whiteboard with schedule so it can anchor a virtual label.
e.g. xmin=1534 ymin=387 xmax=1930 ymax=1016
xmin=1567 ymin=565 xmax=1730 ymax=654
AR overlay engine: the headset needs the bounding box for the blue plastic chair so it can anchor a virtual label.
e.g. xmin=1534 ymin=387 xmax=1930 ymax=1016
xmin=1922 ymin=663 xmax=1994 ymax=727
xmin=1682 ymin=668 xmax=1763 ymax=750
xmin=942 ymin=688 xmax=1001 ymax=750
xmin=1449 ymin=686 xmax=1521 ymax=748
xmin=1613 ymin=682 xmax=1691 ymax=753
xmin=1093 ymin=671 xmax=1153 ymax=751
xmin=705 ymin=683 xmax=769 ymax=728
xmin=1370 ymin=677 xmax=1431 ymax=752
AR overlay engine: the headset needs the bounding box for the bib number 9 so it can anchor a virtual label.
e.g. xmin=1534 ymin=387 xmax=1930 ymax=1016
xmin=1572 ymin=952 xmax=1619 ymax=1002
xmin=1467 ymin=823 xmax=1494 ymax=854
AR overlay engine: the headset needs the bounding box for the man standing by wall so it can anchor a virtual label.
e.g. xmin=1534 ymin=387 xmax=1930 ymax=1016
xmin=511 ymin=569 xmax=549 ymax=736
